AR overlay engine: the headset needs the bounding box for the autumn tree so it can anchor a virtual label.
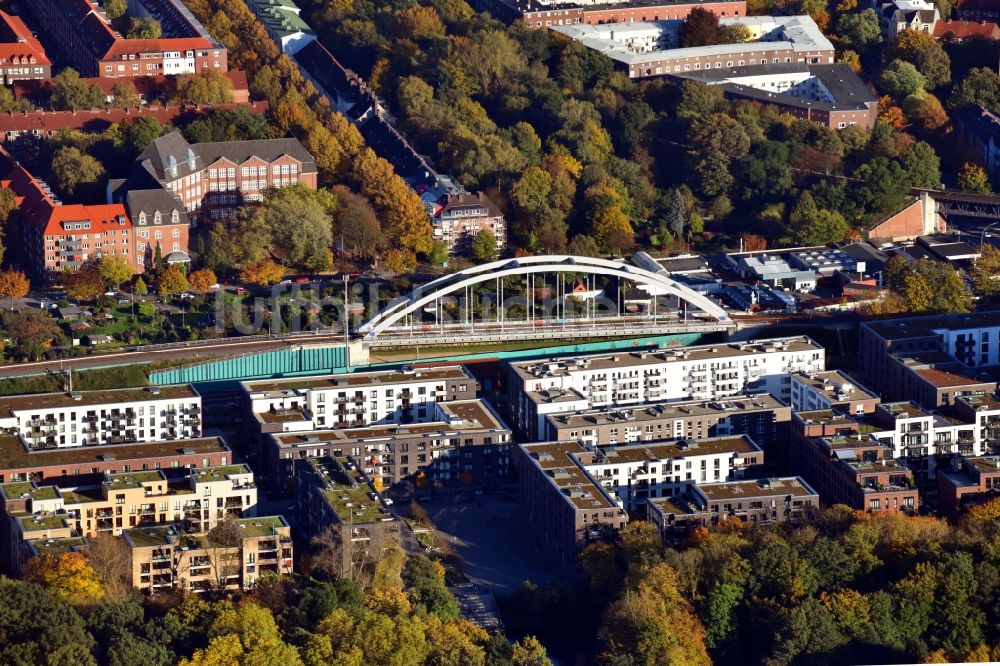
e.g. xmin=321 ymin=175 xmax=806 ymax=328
xmin=888 ymin=29 xmax=951 ymax=89
xmin=971 ymin=244 xmax=1000 ymax=297
xmin=331 ymin=185 xmax=383 ymax=260
xmin=51 ymin=68 xmax=105 ymax=111
xmin=0 ymin=269 xmax=29 ymax=310
xmin=98 ymin=255 xmax=132 ymax=292
xmin=179 ymin=602 xmax=302 ymax=666
xmin=957 ymin=163 xmax=992 ymax=193
xmin=597 ymin=563 xmax=711 ymax=666
xmin=740 ymin=232 xmax=767 ymax=251
xmin=64 ymin=263 xmax=105 ymax=301
xmin=680 ymin=7 xmax=731 ymax=47
xmin=110 ymin=80 xmax=141 ymax=109
xmin=188 ymin=268 xmax=218 ymax=292
xmin=23 ymin=552 xmax=104 ymax=607
xmin=1 ymin=309 xmax=64 ymax=360
xmin=84 ymin=532 xmax=132 ymax=602
xmin=240 ymin=258 xmax=285 ymax=285
xmin=175 ymin=70 xmax=234 ymax=105
xmin=157 ymin=265 xmax=189 ymax=297
xmin=128 ymin=16 xmax=162 ymax=39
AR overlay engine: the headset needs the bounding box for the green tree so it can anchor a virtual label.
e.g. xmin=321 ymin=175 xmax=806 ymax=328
xmin=836 ymin=9 xmax=882 ymax=53
xmin=879 ymin=60 xmax=926 ymax=100
xmin=104 ymin=0 xmax=127 ymax=20
xmin=2 ymin=309 xmax=64 ymax=360
xmin=680 ymin=7 xmax=730 ymax=47
xmin=949 ymin=67 xmax=1000 ymax=112
xmin=404 ymin=555 xmax=461 ymax=621
xmin=676 ymin=80 xmax=725 ymax=122
xmin=175 ymin=70 xmax=234 ymax=105
xmin=128 ymin=17 xmax=162 ymax=39
xmin=134 ymin=277 xmax=148 ymax=297
xmin=110 ymin=80 xmax=141 ymax=109
xmin=119 ymin=117 xmax=168 ymax=156
xmin=51 ymin=69 xmax=105 ymax=111
xmin=703 ymin=555 xmax=750 ymax=650
xmin=902 ymin=271 xmax=934 ymax=312
xmin=900 ymin=140 xmax=941 ymax=189
xmin=51 ymin=146 xmax=106 ymax=198
xmin=889 ymin=29 xmax=951 ymax=89
xmin=0 ymin=579 xmax=96 ymax=666
xmin=567 ymin=234 xmax=602 ymax=258
xmin=471 ymin=228 xmax=498 ymax=262
xmin=331 ymin=185 xmax=383 ymax=260
xmin=263 ymin=187 xmax=334 ymax=271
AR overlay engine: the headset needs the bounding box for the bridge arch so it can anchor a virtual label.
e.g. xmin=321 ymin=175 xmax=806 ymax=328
xmin=359 ymin=255 xmax=728 ymax=337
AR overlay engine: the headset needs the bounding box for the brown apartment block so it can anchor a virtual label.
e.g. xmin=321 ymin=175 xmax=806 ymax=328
xmin=791 ymin=410 xmax=918 ymax=514
xmin=266 ymin=400 xmax=512 ymax=492
xmin=859 ymin=311 xmax=1000 ymax=409
xmin=516 ymin=441 xmax=628 ymax=562
xmin=646 ymin=476 xmax=819 ymax=540
xmin=0 ymin=434 xmax=233 ymax=486
xmin=937 ymin=455 xmax=1000 ymax=519
xmin=295 ymin=456 xmax=406 ymax=573
xmin=541 ymin=393 xmax=791 ymax=453
xmin=123 ymin=516 xmax=292 ymax=593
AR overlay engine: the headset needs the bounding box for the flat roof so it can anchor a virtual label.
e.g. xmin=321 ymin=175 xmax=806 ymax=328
xmin=0 ymin=385 xmax=197 ymax=418
xmin=793 ymin=370 xmax=878 ymax=402
xmin=309 ymin=457 xmax=395 ymax=524
xmin=913 ymin=366 xmax=997 ymax=389
xmin=957 ymin=394 xmax=1000 ymax=411
xmin=0 ymin=435 xmax=229 ymax=471
xmin=191 ymin=464 xmax=252 ymax=482
xmin=29 ymin=537 xmax=85 ymax=555
xmin=965 ymin=456 xmax=1000 ymax=475
xmin=257 ymin=409 xmax=312 ymax=424
xmin=862 ymin=311 xmax=1000 ymax=341
xmin=878 ymin=402 xmax=930 ymax=419
xmin=547 ymin=394 xmax=787 ymax=429
xmin=234 ymin=515 xmax=288 ymax=537
xmin=0 ymin=481 xmax=58 ymax=501
xmin=60 ymin=485 xmax=106 ymax=504
xmin=520 ymin=441 xmax=620 ymax=511
xmin=510 ymin=337 xmax=821 ymax=380
xmin=272 ymin=400 xmax=507 ymax=448
xmin=243 ymin=366 xmax=472 ymax=395
xmin=695 ymin=476 xmax=817 ymax=502
xmin=123 ymin=524 xmax=175 ymax=548
xmin=105 ymin=470 xmax=165 ymax=489
xmin=17 ymin=513 xmax=69 ymax=533
xmin=594 ymin=435 xmax=760 ymax=464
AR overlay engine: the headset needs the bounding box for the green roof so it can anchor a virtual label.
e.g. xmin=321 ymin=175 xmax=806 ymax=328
xmin=235 ymin=515 xmax=288 ymax=538
xmin=123 ymin=525 xmax=175 ymax=548
xmin=61 ymin=486 xmax=105 ymax=504
xmin=193 ymin=464 xmax=252 ymax=482
xmin=310 ymin=457 xmax=393 ymax=525
xmin=17 ymin=513 xmax=69 ymax=533
xmin=1 ymin=482 xmax=58 ymax=501
xmin=30 ymin=537 xmax=85 ymax=555
xmin=106 ymin=470 xmax=165 ymax=489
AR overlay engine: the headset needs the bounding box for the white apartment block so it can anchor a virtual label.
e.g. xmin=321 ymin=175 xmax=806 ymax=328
xmin=242 ymin=366 xmax=478 ymax=434
xmin=580 ymin=435 xmax=764 ymax=511
xmin=790 ymin=370 xmax=880 ymax=416
xmin=508 ymin=337 xmax=825 ymax=438
xmin=0 ymin=386 xmax=202 ymax=450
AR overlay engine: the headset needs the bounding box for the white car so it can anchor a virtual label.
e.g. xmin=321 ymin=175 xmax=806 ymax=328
xmin=179 ymin=293 xmax=195 ymax=300
xmin=104 ymin=290 xmax=116 ymax=297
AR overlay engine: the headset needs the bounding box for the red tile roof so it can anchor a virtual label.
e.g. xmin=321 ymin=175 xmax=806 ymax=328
xmin=40 ymin=204 xmax=129 ymax=237
xmin=0 ymin=10 xmax=50 ymax=67
xmin=101 ymin=36 xmax=217 ymax=60
xmin=933 ymin=19 xmax=1000 ymax=39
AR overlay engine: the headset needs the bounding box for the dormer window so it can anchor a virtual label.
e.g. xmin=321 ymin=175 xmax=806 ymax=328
xmin=138 ymin=212 xmax=146 ymax=225
xmin=153 ymin=211 xmax=161 ymax=224
xmin=171 ymin=210 xmax=179 ymax=223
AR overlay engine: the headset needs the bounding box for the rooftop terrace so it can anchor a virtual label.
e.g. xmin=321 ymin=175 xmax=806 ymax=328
xmin=309 ymin=457 xmax=394 ymax=524
xmin=0 ymin=385 xmax=197 ymax=418
xmin=0 ymin=435 xmax=229 ymax=471
xmin=243 ymin=366 xmax=471 ymax=396
xmin=593 ymin=435 xmax=760 ymax=465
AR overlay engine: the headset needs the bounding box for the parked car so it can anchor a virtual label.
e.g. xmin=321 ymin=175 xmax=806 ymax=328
xmin=234 ymin=287 xmax=248 ymax=296
xmin=294 ymin=276 xmax=311 ymax=284
xmin=279 ymin=279 xmax=293 ymax=285
xmin=117 ymin=298 xmax=129 ymax=304
xmin=179 ymin=293 xmax=195 ymax=300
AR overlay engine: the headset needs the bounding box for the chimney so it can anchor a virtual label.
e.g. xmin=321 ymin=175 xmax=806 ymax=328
xmin=478 ymin=191 xmax=484 ymax=201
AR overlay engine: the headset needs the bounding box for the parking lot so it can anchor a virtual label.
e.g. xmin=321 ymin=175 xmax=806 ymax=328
xmin=421 ymin=492 xmax=565 ymax=596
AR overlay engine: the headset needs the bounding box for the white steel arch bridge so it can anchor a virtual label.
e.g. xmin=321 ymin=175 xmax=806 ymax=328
xmin=358 ymin=255 xmax=733 ymax=346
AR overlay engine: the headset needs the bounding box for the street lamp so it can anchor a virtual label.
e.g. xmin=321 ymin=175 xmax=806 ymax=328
xmin=981 ymin=220 xmax=1000 ymax=247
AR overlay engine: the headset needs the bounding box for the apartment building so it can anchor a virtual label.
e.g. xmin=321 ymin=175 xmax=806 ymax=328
xmin=295 ymin=456 xmax=403 ymax=573
xmin=472 ymin=0 xmax=746 ymax=29
xmin=0 ymin=386 xmax=201 ymax=450
xmin=646 ymin=476 xmax=818 ymax=540
xmin=28 ymin=0 xmax=227 ymax=79
xmin=430 ymin=192 xmax=507 ymax=256
xmin=551 ymin=15 xmax=834 ymax=80
xmin=937 ymin=455 xmax=1000 ymax=519
xmin=515 ymin=441 xmax=629 ymax=562
xmin=243 ymin=366 xmax=479 ymax=436
xmin=790 ymin=370 xmax=880 ymax=416
xmin=245 ymin=0 xmax=317 ymax=54
xmin=267 ymin=399 xmax=512 ymax=491
xmin=582 ymin=435 xmax=765 ymax=511
xmin=124 ymin=516 xmax=292 ymax=593
xmin=541 ymin=393 xmax=791 ymax=450
xmin=878 ymin=0 xmax=938 ymax=38
xmin=0 ymin=10 xmax=51 ymax=85
xmin=859 ymin=311 xmax=1000 ymax=408
xmin=0 ymin=434 xmax=232 ymax=487
xmin=791 ymin=410 xmax=918 ymax=513
xmin=110 ymin=131 xmax=318 ymax=223
xmin=0 ymin=464 xmax=257 ymax=574
xmin=507 ymin=337 xmax=825 ymax=438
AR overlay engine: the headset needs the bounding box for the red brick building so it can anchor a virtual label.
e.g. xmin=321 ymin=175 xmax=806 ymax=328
xmin=0 ymin=10 xmax=50 ymax=85
xmin=472 ymin=0 xmax=746 ymax=29
xmin=0 ymin=145 xmax=141 ymax=275
xmin=110 ymin=131 xmax=318 ymax=225
xmin=27 ymin=0 xmax=227 ymax=79
xmin=938 ymin=455 xmax=1000 ymax=519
